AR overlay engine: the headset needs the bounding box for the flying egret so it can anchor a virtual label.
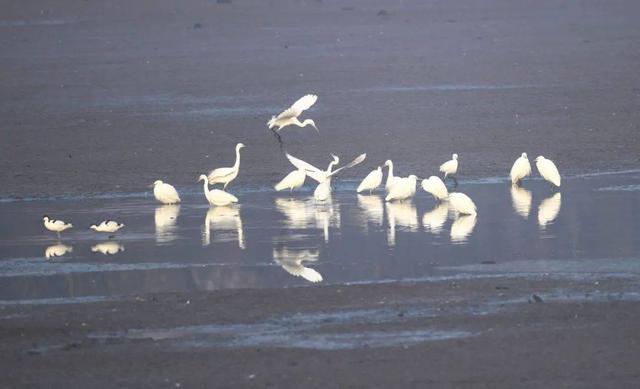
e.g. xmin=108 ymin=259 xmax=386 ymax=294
xmin=385 ymin=175 xmax=418 ymax=202
xmin=198 ymin=174 xmax=238 ymax=206
xmin=42 ymin=215 xmax=73 ymax=239
xmin=535 ymin=156 xmax=561 ymax=187
xmin=286 ymin=152 xmax=366 ymax=201
xmin=274 ymin=168 xmax=306 ymax=192
xmin=89 ymin=220 xmax=124 ymax=233
xmin=202 ymin=206 xmax=245 ymax=249
xmin=273 ymin=247 xmax=323 ymax=283
xmin=440 ymin=153 xmax=459 ymax=186
xmin=450 ymin=214 xmax=477 ymax=243
xmin=384 ymin=160 xmax=402 ymax=193
xmin=510 ymin=185 xmax=532 ymax=219
xmin=510 ymin=152 xmax=532 ymax=185
xmin=45 ymin=243 xmax=73 ymax=259
xmin=421 ymin=176 xmax=449 ymax=202
xmin=153 ymin=180 xmax=181 ymax=204
xmin=357 ymin=166 xmax=383 ymax=194
xmin=154 ymin=205 xmax=180 ymax=244
xmin=267 ymin=94 xmax=318 ymax=143
xmin=538 ymin=192 xmax=562 ymax=228
xmin=91 ymin=241 xmax=124 ymax=255
xmin=422 ymin=203 xmax=449 ymax=234
xmin=448 ymin=192 xmax=477 ymax=215
xmin=208 ymin=143 xmax=245 ymax=189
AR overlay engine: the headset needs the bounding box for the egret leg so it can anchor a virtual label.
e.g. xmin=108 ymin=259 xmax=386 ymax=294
xmin=452 ymin=176 xmax=458 ymax=188
xmin=56 ymin=231 xmax=61 ymax=241
xmin=270 ymin=128 xmax=283 ymax=147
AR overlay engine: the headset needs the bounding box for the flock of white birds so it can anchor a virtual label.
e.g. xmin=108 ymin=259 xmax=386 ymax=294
xmin=42 ymin=94 xmax=562 ymax=240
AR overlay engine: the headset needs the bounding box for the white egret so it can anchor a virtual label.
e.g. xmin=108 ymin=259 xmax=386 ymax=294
xmin=153 ymin=180 xmax=181 ymax=204
xmin=91 ymin=241 xmax=124 ymax=255
xmin=357 ymin=166 xmax=383 ymax=194
xmin=208 ymin=143 xmax=245 ymax=189
xmin=422 ymin=203 xmax=449 ymax=234
xmin=273 ymin=247 xmax=323 ymax=283
xmin=448 ymin=192 xmax=477 ymax=215
xmin=385 ymin=201 xmax=418 ymax=247
xmin=510 ymin=185 xmax=532 ymax=219
xmin=286 ymin=153 xmax=366 ymax=201
xmin=198 ymin=174 xmax=238 ymax=206
xmin=384 ymin=160 xmax=402 ymax=193
xmin=440 ymin=153 xmax=459 ymax=185
xmin=385 ymin=175 xmax=418 ymax=202
xmin=154 ymin=204 xmax=180 ymax=244
xmin=267 ymin=95 xmax=318 ymax=136
xmin=89 ymin=220 xmax=124 ymax=233
xmin=202 ymin=206 xmax=245 ymax=249
xmin=510 ymin=152 xmax=531 ymax=185
xmin=45 ymin=243 xmax=73 ymax=259
xmin=421 ymin=176 xmax=449 ymax=202
xmin=538 ymin=192 xmax=562 ymax=227
xmin=274 ymin=168 xmax=306 ymax=192
xmin=450 ymin=214 xmax=477 ymax=243
xmin=535 ymin=156 xmax=561 ymax=187
xmin=42 ymin=215 xmax=73 ymax=239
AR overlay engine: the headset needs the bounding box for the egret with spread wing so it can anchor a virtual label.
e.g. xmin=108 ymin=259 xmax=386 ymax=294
xmin=267 ymin=94 xmax=318 ymax=144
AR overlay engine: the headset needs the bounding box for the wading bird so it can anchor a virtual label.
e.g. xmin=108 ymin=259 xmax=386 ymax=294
xmin=89 ymin=220 xmax=125 ymax=233
xmin=42 ymin=215 xmax=73 ymax=239
xmin=152 ymin=180 xmax=181 ymax=204
xmin=357 ymin=166 xmax=383 ymax=194
xmin=421 ymin=176 xmax=449 ymax=202
xmin=440 ymin=153 xmax=459 ymax=186
xmin=267 ymin=94 xmax=318 ymax=144
xmin=510 ymin=152 xmax=532 ymax=186
xmin=384 ymin=160 xmax=402 ymax=193
xmin=535 ymin=156 xmax=561 ymax=187
xmin=274 ymin=167 xmax=306 ymax=192
xmin=199 ymin=174 xmax=238 ymax=206
xmin=448 ymin=192 xmax=477 ymax=215
xmin=208 ymin=143 xmax=245 ymax=189
xmin=385 ymin=175 xmax=418 ymax=202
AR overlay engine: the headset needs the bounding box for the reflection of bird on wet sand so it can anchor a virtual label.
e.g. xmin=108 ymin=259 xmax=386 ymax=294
xmin=357 ymin=194 xmax=384 ymax=227
xmin=202 ymin=206 xmax=245 ymax=249
xmin=91 ymin=241 xmax=124 ymax=255
xmin=538 ymin=192 xmax=562 ymax=228
xmin=385 ymin=201 xmax=418 ymax=247
xmin=273 ymin=247 xmax=322 ymax=283
xmin=510 ymin=185 xmax=532 ymax=219
xmin=154 ymin=204 xmax=180 ymax=244
xmin=314 ymin=199 xmax=340 ymax=243
xmin=45 ymin=243 xmax=73 ymax=259
xmin=275 ymin=197 xmax=315 ymax=229
xmin=450 ymin=214 xmax=477 ymax=243
xmin=422 ymin=203 xmax=449 ymax=234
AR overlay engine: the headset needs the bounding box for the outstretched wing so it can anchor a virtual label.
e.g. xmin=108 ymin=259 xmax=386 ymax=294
xmin=328 ymin=153 xmax=367 ymax=177
xmin=275 ymin=94 xmax=318 ymax=120
xmin=285 ymin=153 xmax=326 ymax=183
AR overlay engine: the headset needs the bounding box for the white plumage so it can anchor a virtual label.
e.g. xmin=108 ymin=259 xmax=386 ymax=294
xmin=448 ymin=192 xmax=477 ymax=215
xmin=357 ymin=166 xmax=383 ymax=194
xmin=91 ymin=241 xmax=124 ymax=255
xmin=421 ymin=176 xmax=449 ymax=202
xmin=535 ymin=156 xmax=561 ymax=187
xmin=199 ymin=174 xmax=238 ymax=206
xmin=384 ymin=160 xmax=402 ymax=193
xmin=439 ymin=153 xmax=459 ymax=178
xmin=90 ymin=220 xmax=124 ymax=233
xmin=510 ymin=152 xmax=532 ymax=185
xmin=42 ymin=215 xmax=73 ymax=238
xmin=267 ymin=94 xmax=319 ymax=132
xmin=273 ymin=247 xmax=323 ymax=283
xmin=385 ymin=175 xmax=418 ymax=202
xmin=153 ymin=180 xmax=181 ymax=204
xmin=538 ymin=192 xmax=562 ymax=227
xmin=208 ymin=143 xmax=245 ymax=189
xmin=274 ymin=168 xmax=306 ymax=192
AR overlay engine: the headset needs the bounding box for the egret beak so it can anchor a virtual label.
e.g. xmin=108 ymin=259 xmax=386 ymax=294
xmin=312 ymin=123 xmax=319 ymax=133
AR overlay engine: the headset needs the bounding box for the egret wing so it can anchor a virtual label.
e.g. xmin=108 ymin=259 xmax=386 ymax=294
xmin=285 ymin=153 xmax=325 ymax=183
xmin=275 ymin=94 xmax=317 ymax=120
xmin=328 ymin=153 xmax=367 ymax=177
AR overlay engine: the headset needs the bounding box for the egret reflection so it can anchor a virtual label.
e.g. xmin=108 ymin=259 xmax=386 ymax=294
xmin=273 ymin=247 xmax=323 ymax=283
xmin=275 ymin=197 xmax=314 ymax=229
xmin=538 ymin=192 xmax=562 ymax=228
xmin=357 ymin=194 xmax=384 ymax=228
xmin=44 ymin=243 xmax=73 ymax=259
xmin=154 ymin=204 xmax=180 ymax=244
xmin=91 ymin=241 xmax=124 ymax=255
xmin=314 ymin=199 xmax=340 ymax=243
xmin=422 ymin=203 xmax=449 ymax=234
xmin=450 ymin=214 xmax=477 ymax=243
xmin=385 ymin=201 xmax=418 ymax=247
xmin=510 ymin=185 xmax=532 ymax=219
xmin=202 ymin=206 xmax=245 ymax=249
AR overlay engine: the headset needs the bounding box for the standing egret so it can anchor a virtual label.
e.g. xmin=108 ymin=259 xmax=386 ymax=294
xmin=273 ymin=247 xmax=323 ymax=283
xmin=384 ymin=160 xmax=402 ymax=193
xmin=385 ymin=175 xmax=418 ymax=202
xmin=448 ymin=192 xmax=477 ymax=215
xmin=286 ymin=153 xmax=366 ymax=201
xmin=535 ymin=156 xmax=561 ymax=187
xmin=421 ymin=176 xmax=449 ymax=202
xmin=153 ymin=180 xmax=181 ymax=204
xmin=208 ymin=143 xmax=245 ymax=189
xmin=42 ymin=215 xmax=73 ymax=239
xmin=357 ymin=166 xmax=383 ymax=194
xmin=275 ymin=168 xmax=306 ymax=192
xmin=198 ymin=174 xmax=238 ymax=206
xmin=422 ymin=203 xmax=449 ymax=234
xmin=510 ymin=185 xmax=532 ymax=219
xmin=89 ymin=220 xmax=124 ymax=233
xmin=440 ymin=153 xmax=459 ymax=186
xmin=267 ymin=94 xmax=318 ymax=143
xmin=538 ymin=192 xmax=562 ymax=227
xmin=510 ymin=152 xmax=532 ymax=185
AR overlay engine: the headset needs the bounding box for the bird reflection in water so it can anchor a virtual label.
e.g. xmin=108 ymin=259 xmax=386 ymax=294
xmin=272 ymin=247 xmax=323 ymax=283
xmin=314 ymin=199 xmax=340 ymax=243
xmin=91 ymin=241 xmax=125 ymax=255
xmin=422 ymin=202 xmax=449 ymax=234
xmin=154 ymin=204 xmax=180 ymax=244
xmin=538 ymin=192 xmax=562 ymax=228
xmin=450 ymin=214 xmax=477 ymax=243
xmin=44 ymin=243 xmax=73 ymax=259
xmin=275 ymin=197 xmax=314 ymax=229
xmin=202 ymin=205 xmax=245 ymax=249
xmin=385 ymin=201 xmax=418 ymax=247
xmin=357 ymin=194 xmax=384 ymax=229
xmin=510 ymin=185 xmax=532 ymax=219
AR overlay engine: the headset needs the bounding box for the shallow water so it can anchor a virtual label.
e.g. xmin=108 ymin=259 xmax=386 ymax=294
xmin=1 ymin=170 xmax=639 ymax=303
